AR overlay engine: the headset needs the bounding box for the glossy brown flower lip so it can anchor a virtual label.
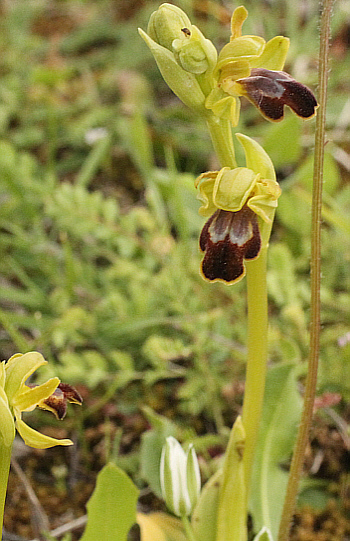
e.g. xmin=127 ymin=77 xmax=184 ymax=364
xmin=236 ymin=68 xmax=318 ymax=122
xmin=199 ymin=207 xmax=261 ymax=284
xmin=39 ymin=383 xmax=83 ymax=420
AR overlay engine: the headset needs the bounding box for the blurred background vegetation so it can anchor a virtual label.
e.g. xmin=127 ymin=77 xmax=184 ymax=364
xmin=0 ymin=0 xmax=350 ymax=539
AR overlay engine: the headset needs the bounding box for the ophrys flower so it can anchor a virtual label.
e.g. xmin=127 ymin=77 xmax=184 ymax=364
xmin=196 ymin=134 xmax=281 ymax=283
xmin=206 ymin=6 xmax=317 ymax=125
xmin=0 ymin=352 xmax=82 ymax=449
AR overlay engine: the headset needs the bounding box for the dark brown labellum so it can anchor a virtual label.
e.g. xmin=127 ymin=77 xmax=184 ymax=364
xmin=40 ymin=383 xmax=83 ymax=420
xmin=237 ymin=68 xmax=318 ymax=122
xmin=58 ymin=383 xmax=83 ymax=405
xmin=199 ymin=207 xmax=261 ymax=283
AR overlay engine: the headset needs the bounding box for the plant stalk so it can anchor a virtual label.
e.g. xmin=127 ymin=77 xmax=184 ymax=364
xmin=277 ymin=0 xmax=333 ymax=539
xmin=182 ymin=515 xmax=197 ymax=541
xmin=206 ymin=116 xmax=237 ymax=169
xmin=242 ymin=248 xmax=269 ymax=498
xmin=206 ymin=114 xmax=270 ymax=525
xmin=0 ymin=443 xmax=12 ymax=531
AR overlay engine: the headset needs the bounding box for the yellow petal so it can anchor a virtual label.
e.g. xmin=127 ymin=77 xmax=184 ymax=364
xmin=0 ymin=391 xmax=15 ymax=447
xmin=0 ymin=361 xmax=6 ymax=388
xmin=213 ymin=167 xmax=258 ymax=211
xmin=248 ymin=193 xmax=279 ymax=223
xmin=12 ymin=377 xmax=60 ymax=412
xmin=230 ymin=6 xmax=248 ymax=39
xmin=217 ymin=36 xmax=265 ymax=69
xmin=15 ymin=416 xmax=73 ymax=449
xmin=138 ymin=512 xmax=187 ymax=541
xmin=196 ymin=172 xmax=217 ymax=216
xmin=247 ymin=179 xmax=281 ymax=222
xmin=206 ymin=89 xmax=241 ymax=125
xmin=138 ymin=512 xmax=167 ymax=541
xmin=250 ymin=35 xmax=290 ymax=71
xmin=5 ymin=352 xmax=47 ymax=403
xmin=219 ymin=60 xmax=251 ymax=85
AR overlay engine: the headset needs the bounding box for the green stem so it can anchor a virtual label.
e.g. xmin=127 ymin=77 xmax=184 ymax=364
xmin=0 ymin=443 xmax=12 ymax=530
xmin=182 ymin=515 xmax=197 ymax=541
xmin=277 ymin=0 xmax=332 ymax=539
xmin=205 ymin=115 xmax=237 ymax=168
xmin=206 ymin=112 xmax=270 ymax=533
xmin=242 ymin=247 xmax=269 ymax=498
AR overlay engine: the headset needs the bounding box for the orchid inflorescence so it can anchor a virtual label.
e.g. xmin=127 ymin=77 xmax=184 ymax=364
xmin=139 ymin=4 xmax=317 ymax=285
xmin=140 ymin=6 xmax=318 ymax=535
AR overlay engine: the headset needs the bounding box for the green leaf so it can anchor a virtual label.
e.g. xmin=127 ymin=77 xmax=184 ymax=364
xmin=80 ymin=463 xmax=139 ymax=541
xmin=216 ymin=416 xmax=247 ymax=541
xmin=140 ymin=407 xmax=177 ymax=497
xmin=191 ymin=469 xmax=222 ymax=541
xmin=250 ymin=363 xmax=302 ymax=539
xmin=253 ymin=526 xmax=274 ymax=541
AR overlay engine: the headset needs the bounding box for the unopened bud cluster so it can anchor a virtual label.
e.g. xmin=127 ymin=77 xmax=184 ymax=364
xmin=160 ymin=436 xmax=201 ymax=517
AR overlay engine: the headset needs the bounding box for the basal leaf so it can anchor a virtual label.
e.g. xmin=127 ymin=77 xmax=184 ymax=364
xmin=216 ymin=416 xmax=247 ymax=541
xmin=250 ymin=363 xmax=302 ymax=538
xmin=191 ymin=469 xmax=221 ymax=541
xmin=80 ymin=463 xmax=139 ymax=541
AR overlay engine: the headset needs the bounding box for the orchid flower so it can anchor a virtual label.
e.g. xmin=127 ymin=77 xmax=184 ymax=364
xmin=206 ymin=6 xmax=317 ymax=125
xmin=196 ymin=134 xmax=280 ymax=283
xmin=0 ymin=352 xmax=82 ymax=449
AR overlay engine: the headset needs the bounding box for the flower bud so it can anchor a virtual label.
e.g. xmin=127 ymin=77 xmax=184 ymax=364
xmin=160 ymin=436 xmax=201 ymax=517
xmin=140 ymin=4 xmax=216 ymax=111
xmin=138 ymin=28 xmax=206 ymax=112
xmin=147 ymin=3 xmax=191 ymax=51
xmin=173 ymin=35 xmax=208 ymax=75
xmin=172 ymin=26 xmax=217 ymax=75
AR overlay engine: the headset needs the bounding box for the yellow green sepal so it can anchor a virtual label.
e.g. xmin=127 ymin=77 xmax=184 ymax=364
xmin=138 ymin=28 xmax=206 ymax=112
xmin=15 ymin=417 xmax=73 ymax=449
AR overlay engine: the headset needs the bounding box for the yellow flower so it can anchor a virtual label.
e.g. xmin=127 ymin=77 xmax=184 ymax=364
xmin=206 ymin=6 xmax=317 ymax=125
xmin=195 ymin=134 xmax=281 ymax=284
xmin=0 ymin=352 xmax=81 ymax=449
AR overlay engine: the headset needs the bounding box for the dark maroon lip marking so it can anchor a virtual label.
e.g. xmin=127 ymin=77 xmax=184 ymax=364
xmin=237 ymin=68 xmax=318 ymax=122
xmin=38 ymin=383 xmax=83 ymax=420
xmin=199 ymin=207 xmax=261 ymax=283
